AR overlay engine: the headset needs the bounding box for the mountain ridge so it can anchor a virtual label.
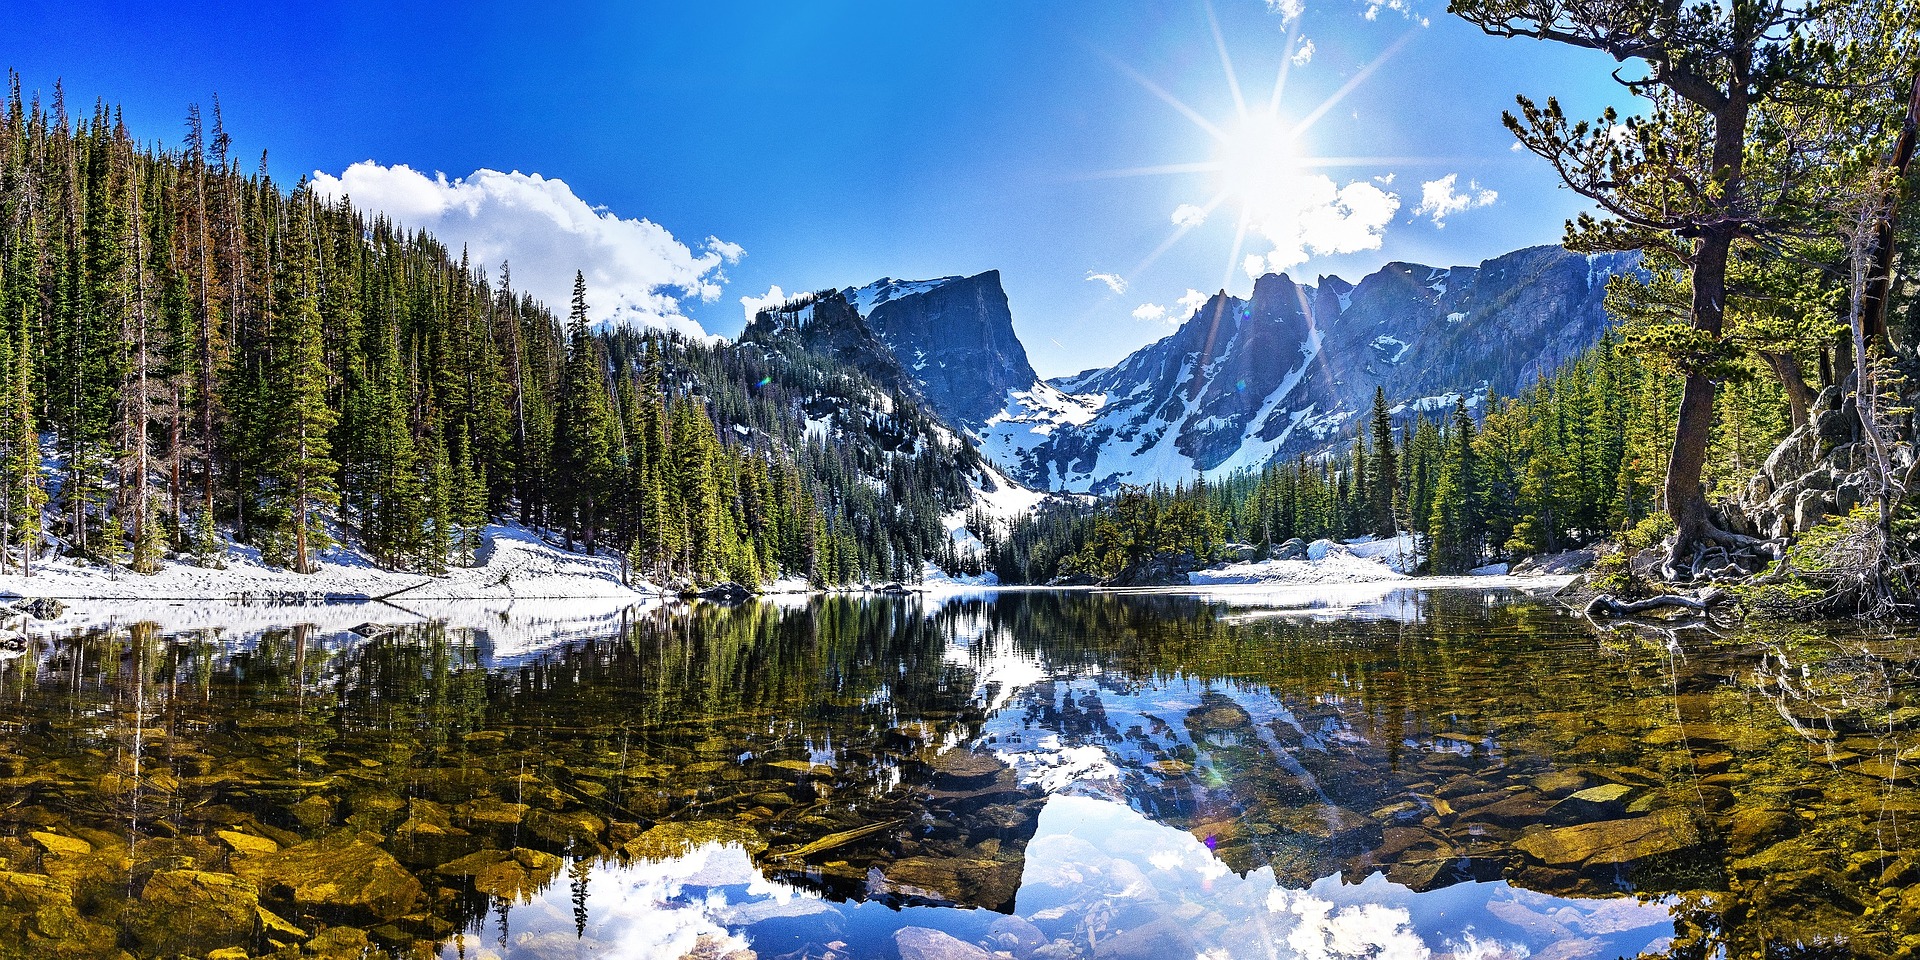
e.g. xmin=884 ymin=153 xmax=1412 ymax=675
xmin=751 ymin=244 xmax=1643 ymax=494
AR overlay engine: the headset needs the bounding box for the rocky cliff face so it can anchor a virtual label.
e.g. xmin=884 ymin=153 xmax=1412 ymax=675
xmin=762 ymin=246 xmax=1640 ymax=495
xmin=853 ymin=271 xmax=1039 ymax=431
xmin=978 ymin=246 xmax=1642 ymax=492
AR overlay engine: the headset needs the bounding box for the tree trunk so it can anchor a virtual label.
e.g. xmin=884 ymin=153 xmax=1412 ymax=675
xmin=1762 ymin=352 xmax=1815 ymax=430
xmin=1666 ymin=228 xmax=1733 ymax=550
xmin=1861 ymin=67 xmax=1920 ymax=348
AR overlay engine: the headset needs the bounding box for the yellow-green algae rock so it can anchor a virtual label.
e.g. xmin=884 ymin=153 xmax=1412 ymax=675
xmin=0 ymin=870 xmax=122 ymax=959
xmin=434 ymin=847 xmax=563 ymax=902
xmin=129 ymin=869 xmax=260 ymax=955
xmin=235 ymin=834 xmax=422 ymax=919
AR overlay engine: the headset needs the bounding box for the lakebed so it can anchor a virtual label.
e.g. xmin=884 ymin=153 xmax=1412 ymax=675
xmin=0 ymin=586 xmax=1908 ymax=959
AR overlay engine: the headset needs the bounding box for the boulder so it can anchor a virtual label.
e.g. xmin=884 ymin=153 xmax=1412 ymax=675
xmin=896 ymin=927 xmax=995 ymax=960
xmin=696 ymin=582 xmax=754 ymax=604
xmin=1512 ymin=807 xmax=1698 ymax=867
xmin=1270 ymin=538 xmax=1309 ymax=561
xmin=1793 ymin=489 xmax=1836 ymax=533
xmin=10 ymin=598 xmax=65 ymax=620
xmin=130 ymin=869 xmax=259 ymax=955
xmin=434 ymin=848 xmax=563 ymax=902
xmin=0 ymin=870 xmax=120 ymax=958
xmin=233 ymin=836 xmax=422 ymax=920
xmin=1223 ymin=542 xmax=1259 ymax=562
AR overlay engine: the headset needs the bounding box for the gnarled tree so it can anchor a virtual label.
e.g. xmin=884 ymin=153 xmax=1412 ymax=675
xmin=1448 ymin=0 xmax=1832 ymax=574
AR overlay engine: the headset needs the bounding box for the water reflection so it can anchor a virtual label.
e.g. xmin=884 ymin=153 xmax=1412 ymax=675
xmin=0 ymin=589 xmax=1912 ymax=959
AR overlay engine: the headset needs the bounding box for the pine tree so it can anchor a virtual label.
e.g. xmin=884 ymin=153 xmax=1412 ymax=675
xmin=1430 ymin=399 xmax=1481 ymax=573
xmin=260 ymin=191 xmax=338 ymax=573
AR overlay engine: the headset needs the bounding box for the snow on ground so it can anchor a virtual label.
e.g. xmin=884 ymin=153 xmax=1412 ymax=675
xmin=1344 ymin=534 xmax=1422 ymax=574
xmin=919 ymin=560 xmax=999 ymax=588
xmin=1193 ymin=536 xmax=1420 ymax=586
xmin=0 ymin=521 xmax=657 ymax=603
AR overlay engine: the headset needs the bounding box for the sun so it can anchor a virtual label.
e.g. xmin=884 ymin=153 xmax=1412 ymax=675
xmin=1085 ymin=5 xmax=1421 ymax=289
xmin=1217 ymin=112 xmax=1300 ymax=218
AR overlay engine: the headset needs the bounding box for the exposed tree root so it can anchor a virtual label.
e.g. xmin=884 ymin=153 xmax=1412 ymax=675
xmin=1585 ymin=588 xmax=1731 ymax=619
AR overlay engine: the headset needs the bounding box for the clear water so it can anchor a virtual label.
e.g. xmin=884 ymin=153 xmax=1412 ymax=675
xmin=0 ymin=587 xmax=1914 ymax=959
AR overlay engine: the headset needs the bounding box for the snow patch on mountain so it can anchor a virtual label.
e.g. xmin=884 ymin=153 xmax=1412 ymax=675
xmin=845 ymin=276 xmax=960 ymax=320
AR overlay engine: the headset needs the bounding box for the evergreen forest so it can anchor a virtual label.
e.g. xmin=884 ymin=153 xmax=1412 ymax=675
xmin=0 ymin=79 xmax=982 ymax=588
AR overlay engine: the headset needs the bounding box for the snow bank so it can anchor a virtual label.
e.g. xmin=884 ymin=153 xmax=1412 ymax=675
xmin=919 ymin=561 xmax=999 ymax=589
xmin=0 ymin=522 xmax=657 ymax=603
xmin=1192 ymin=535 xmax=1418 ymax=586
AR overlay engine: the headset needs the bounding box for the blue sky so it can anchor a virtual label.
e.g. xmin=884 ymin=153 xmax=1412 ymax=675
xmin=4 ymin=0 xmax=1625 ymax=376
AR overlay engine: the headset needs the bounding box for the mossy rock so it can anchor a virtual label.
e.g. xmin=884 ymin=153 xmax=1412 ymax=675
xmin=129 ymin=868 xmax=260 ymax=955
xmin=235 ymin=835 xmax=422 ymax=920
xmin=622 ymin=821 xmax=766 ymax=862
xmin=434 ymin=847 xmax=563 ymax=902
xmin=525 ymin=807 xmax=606 ymax=847
xmin=1513 ymin=807 xmax=1699 ymax=867
xmin=0 ymin=870 xmax=121 ymax=959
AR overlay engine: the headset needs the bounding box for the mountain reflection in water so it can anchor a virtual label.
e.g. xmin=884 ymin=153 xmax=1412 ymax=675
xmin=0 ymin=588 xmax=1913 ymax=959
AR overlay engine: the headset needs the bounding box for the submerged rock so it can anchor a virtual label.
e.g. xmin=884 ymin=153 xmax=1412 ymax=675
xmin=130 ymin=869 xmax=259 ymax=955
xmin=1513 ymin=807 xmax=1698 ymax=867
xmin=234 ymin=835 xmax=422 ymax=919
xmin=435 ymin=847 xmax=563 ymax=902
xmin=896 ymin=926 xmax=996 ymax=960
xmin=0 ymin=870 xmax=120 ymax=958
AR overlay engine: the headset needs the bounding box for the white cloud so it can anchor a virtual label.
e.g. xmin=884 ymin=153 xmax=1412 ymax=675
xmin=1171 ymin=204 xmax=1210 ymax=229
xmin=309 ymin=161 xmax=736 ymax=338
xmin=1087 ymin=272 xmax=1128 ymax=295
xmin=1292 ymin=39 xmax=1317 ymax=66
xmin=1267 ymin=0 xmax=1305 ymax=20
xmin=1509 ymin=141 xmax=1526 ymax=152
xmin=1230 ymin=174 xmax=1402 ymax=278
xmin=739 ymin=284 xmax=795 ymax=324
xmin=1413 ymin=173 xmax=1498 ymax=227
xmin=1363 ymin=0 xmax=1430 ymax=26
xmin=1132 ymin=303 xmax=1170 ymax=322
xmin=706 ymin=237 xmax=745 ymax=264
xmin=1177 ymin=288 xmax=1212 ymax=316
xmin=1374 ymin=173 xmax=1396 ymax=186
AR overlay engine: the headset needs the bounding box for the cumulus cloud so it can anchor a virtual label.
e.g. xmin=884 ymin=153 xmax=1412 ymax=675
xmin=1171 ymin=204 xmax=1210 ymax=229
xmin=1132 ymin=303 xmax=1170 ymax=322
xmin=1267 ymin=0 xmax=1305 ymax=20
xmin=1413 ymin=173 xmax=1498 ymax=227
xmin=1087 ymin=272 xmax=1128 ymax=295
xmin=739 ymin=284 xmax=795 ymax=324
xmin=309 ymin=161 xmax=737 ymax=338
xmin=1231 ymin=174 xmax=1402 ymax=278
xmin=1177 ymin=288 xmax=1212 ymax=316
xmin=1292 ymin=39 xmax=1317 ymax=66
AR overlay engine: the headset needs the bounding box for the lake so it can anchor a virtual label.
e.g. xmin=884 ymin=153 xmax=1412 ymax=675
xmin=0 ymin=585 xmax=1913 ymax=959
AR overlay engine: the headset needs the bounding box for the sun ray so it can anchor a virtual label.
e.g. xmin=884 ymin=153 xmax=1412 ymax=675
xmin=1071 ymin=161 xmax=1224 ymax=183
xmin=1291 ymin=29 xmax=1417 ymax=138
xmin=1290 ymin=155 xmax=1474 ymax=167
xmin=1128 ymin=190 xmax=1233 ymax=277
xmin=1101 ymin=51 xmax=1230 ymax=143
xmin=1205 ymin=1 xmax=1248 ymax=120
xmin=1266 ymin=16 xmax=1304 ymax=118
xmin=1222 ymin=207 xmax=1253 ymax=292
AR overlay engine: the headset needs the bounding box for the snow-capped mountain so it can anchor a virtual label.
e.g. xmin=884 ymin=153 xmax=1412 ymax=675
xmin=756 ymin=245 xmax=1641 ymax=494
